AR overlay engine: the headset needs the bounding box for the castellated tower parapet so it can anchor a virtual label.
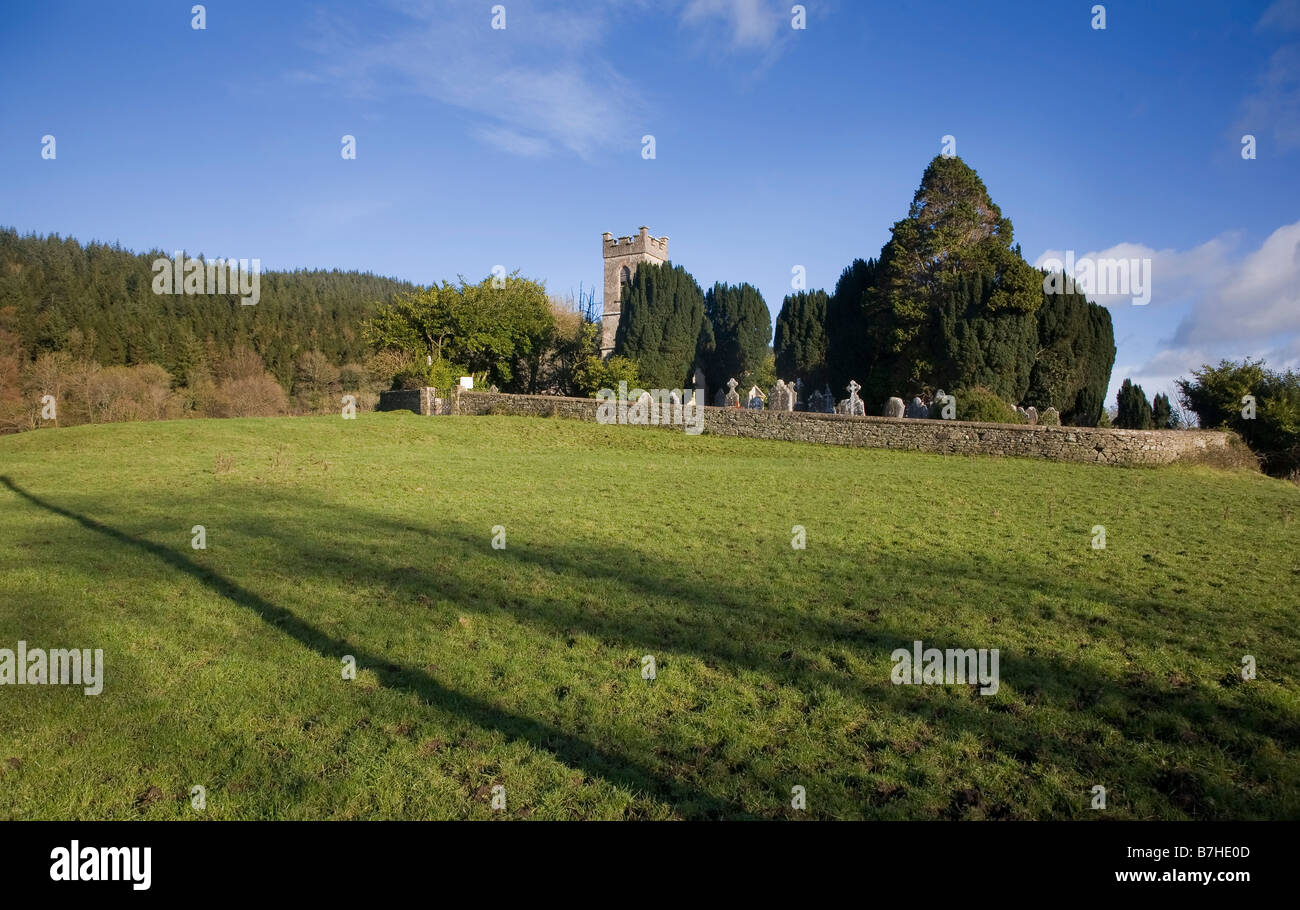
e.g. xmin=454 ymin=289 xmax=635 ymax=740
xmin=600 ymin=226 xmax=668 ymax=359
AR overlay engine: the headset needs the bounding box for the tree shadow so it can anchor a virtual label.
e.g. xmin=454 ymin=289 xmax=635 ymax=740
xmin=276 ymin=494 xmax=1300 ymax=818
xmin=0 ymin=475 xmax=747 ymax=819
xmin=5 ymin=472 xmax=1297 ymax=819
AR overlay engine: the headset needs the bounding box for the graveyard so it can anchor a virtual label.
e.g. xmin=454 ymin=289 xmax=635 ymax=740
xmin=1 ymin=412 xmax=1296 ymax=819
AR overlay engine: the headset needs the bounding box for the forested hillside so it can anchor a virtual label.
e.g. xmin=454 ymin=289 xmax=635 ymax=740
xmin=0 ymin=228 xmax=415 ymax=387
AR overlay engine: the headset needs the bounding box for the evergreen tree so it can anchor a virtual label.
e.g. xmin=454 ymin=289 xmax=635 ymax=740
xmin=1152 ymin=392 xmax=1173 ymax=430
xmin=1024 ymin=280 xmax=1115 ymax=425
xmin=698 ymin=281 xmax=771 ymax=391
xmin=818 ymin=157 xmax=1114 ymax=422
xmin=774 ymin=289 xmax=829 ymax=386
xmin=613 ymin=261 xmax=706 ymax=389
xmin=825 ymin=258 xmax=884 ymax=398
xmin=0 ymin=227 xmax=415 ymax=382
xmin=1115 ymin=378 xmax=1153 ymax=429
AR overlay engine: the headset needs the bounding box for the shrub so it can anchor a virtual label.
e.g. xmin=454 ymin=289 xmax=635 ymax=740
xmin=366 ymin=350 xmax=416 ymax=387
xmin=292 ymin=350 xmax=341 ymax=412
xmin=338 ymin=363 xmax=369 ymax=392
xmin=80 ymin=363 xmax=180 ymax=424
xmin=392 ymin=368 xmax=427 ymax=391
xmin=1178 ymin=359 xmax=1300 ymax=476
xmin=950 ymin=386 xmax=1025 ymax=424
xmin=574 ymin=355 xmax=640 ymax=397
xmin=211 ymin=373 xmax=290 ymax=418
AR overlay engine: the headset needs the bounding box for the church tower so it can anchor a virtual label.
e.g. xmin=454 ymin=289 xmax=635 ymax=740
xmin=600 ymin=227 xmax=668 ymax=359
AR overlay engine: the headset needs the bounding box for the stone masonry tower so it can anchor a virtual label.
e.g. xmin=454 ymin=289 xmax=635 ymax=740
xmin=600 ymin=227 xmax=668 ymax=359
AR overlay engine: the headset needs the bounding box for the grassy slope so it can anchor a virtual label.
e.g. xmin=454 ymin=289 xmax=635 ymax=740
xmin=0 ymin=413 xmax=1297 ymax=820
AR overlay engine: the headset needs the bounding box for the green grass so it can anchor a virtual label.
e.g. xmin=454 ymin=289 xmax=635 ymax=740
xmin=1 ymin=412 xmax=1297 ymax=820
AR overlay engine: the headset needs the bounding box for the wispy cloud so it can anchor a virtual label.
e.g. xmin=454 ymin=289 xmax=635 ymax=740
xmin=1260 ymin=0 xmax=1300 ymax=32
xmin=1238 ymin=0 xmax=1300 ymax=152
xmin=680 ymin=0 xmax=787 ymax=50
xmin=297 ymin=0 xmax=642 ymax=160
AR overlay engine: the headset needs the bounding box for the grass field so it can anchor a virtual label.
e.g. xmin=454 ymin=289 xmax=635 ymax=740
xmin=1 ymin=413 xmax=1298 ymax=820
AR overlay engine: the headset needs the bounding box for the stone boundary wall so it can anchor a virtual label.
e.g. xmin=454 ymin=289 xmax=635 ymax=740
xmin=378 ymin=388 xmax=1230 ymax=466
xmin=376 ymin=388 xmax=424 ymax=414
xmin=375 ymin=387 xmax=452 ymax=416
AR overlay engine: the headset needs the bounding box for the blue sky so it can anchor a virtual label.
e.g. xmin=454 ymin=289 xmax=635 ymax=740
xmin=2 ymin=0 xmax=1298 ymax=408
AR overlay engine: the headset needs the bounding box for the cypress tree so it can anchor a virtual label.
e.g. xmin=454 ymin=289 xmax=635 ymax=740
xmin=613 ymin=260 xmax=706 ymax=389
xmin=1152 ymin=392 xmax=1172 ymax=430
xmin=698 ymin=281 xmax=771 ymax=391
xmin=819 ymin=156 xmax=1114 ymax=420
xmin=774 ymin=289 xmax=829 ymax=386
xmin=1115 ymin=378 xmax=1153 ymax=429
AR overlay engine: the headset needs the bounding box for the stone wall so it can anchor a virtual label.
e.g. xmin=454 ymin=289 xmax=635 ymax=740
xmin=376 ymin=387 xmax=452 ymax=416
xmin=384 ymin=388 xmax=1231 ymax=467
xmin=376 ymin=388 xmax=424 ymax=414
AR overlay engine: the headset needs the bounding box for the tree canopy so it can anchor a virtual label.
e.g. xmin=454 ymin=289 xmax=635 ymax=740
xmin=0 ymin=227 xmax=414 ymax=388
xmin=814 ymin=156 xmax=1114 ymax=425
xmin=612 ymin=261 xmax=705 ymax=389
xmin=697 ymin=281 xmax=771 ymax=392
xmin=1115 ymin=378 xmax=1153 ymax=429
xmin=362 ymin=273 xmax=553 ymax=392
xmin=774 ymin=289 xmax=829 ymax=388
xmin=1178 ymin=358 xmax=1300 ymax=475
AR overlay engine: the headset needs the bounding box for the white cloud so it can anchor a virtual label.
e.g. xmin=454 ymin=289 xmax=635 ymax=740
xmin=299 ymin=1 xmax=641 ymax=160
xmin=471 ymin=126 xmax=552 ymax=158
xmin=1033 ymin=236 xmax=1237 ymax=310
xmin=1038 ymin=221 xmax=1300 ymax=407
xmin=681 ymin=0 xmax=786 ymax=50
xmin=1169 ymin=220 xmax=1300 ymax=345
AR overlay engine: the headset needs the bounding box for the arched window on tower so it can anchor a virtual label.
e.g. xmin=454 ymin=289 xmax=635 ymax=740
xmin=620 ymin=265 xmax=631 ymax=286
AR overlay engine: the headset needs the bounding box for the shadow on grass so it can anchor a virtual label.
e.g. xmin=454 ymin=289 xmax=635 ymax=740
xmin=0 ymin=475 xmax=746 ymax=819
xmin=5 ymin=473 xmax=1298 ymax=819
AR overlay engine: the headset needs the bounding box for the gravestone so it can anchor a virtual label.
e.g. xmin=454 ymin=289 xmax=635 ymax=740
xmin=905 ymin=396 xmax=928 ymax=419
xmin=843 ymin=380 xmax=865 ymax=416
xmin=884 ymin=397 xmax=905 ymax=418
xmin=820 ymin=384 xmax=835 ymax=413
xmin=1040 ymin=407 xmax=1061 ymax=426
xmin=714 ymin=388 xmax=726 ymax=408
xmin=794 ymin=378 xmax=806 ymax=411
xmin=769 ymin=379 xmax=793 ymax=412
xmin=724 ymin=378 xmax=740 ymax=409
xmin=1024 ymin=406 xmax=1039 ymax=426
